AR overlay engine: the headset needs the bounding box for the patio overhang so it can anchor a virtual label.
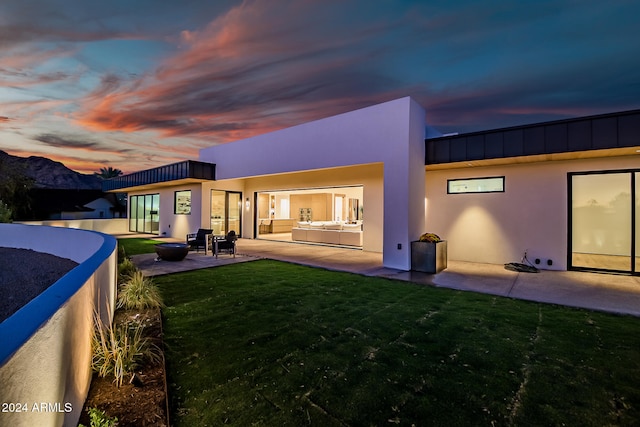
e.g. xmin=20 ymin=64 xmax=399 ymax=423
xmin=102 ymin=160 xmax=216 ymax=192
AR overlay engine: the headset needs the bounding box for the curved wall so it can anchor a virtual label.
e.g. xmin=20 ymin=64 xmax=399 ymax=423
xmin=17 ymin=218 xmax=128 ymax=235
xmin=0 ymin=224 xmax=117 ymax=427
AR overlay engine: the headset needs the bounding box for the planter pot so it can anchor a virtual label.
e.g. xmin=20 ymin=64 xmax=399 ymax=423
xmin=411 ymin=240 xmax=447 ymax=273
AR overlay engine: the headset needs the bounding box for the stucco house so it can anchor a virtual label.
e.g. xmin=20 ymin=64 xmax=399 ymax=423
xmin=104 ymin=97 xmax=640 ymax=275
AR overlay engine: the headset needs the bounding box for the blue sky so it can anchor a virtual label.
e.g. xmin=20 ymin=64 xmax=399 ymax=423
xmin=1 ymin=0 xmax=639 ymax=173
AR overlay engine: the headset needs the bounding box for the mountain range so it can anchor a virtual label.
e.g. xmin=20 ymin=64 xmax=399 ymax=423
xmin=0 ymin=150 xmax=103 ymax=190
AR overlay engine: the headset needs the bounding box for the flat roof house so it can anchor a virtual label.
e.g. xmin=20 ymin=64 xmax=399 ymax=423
xmin=105 ymin=97 xmax=640 ymax=275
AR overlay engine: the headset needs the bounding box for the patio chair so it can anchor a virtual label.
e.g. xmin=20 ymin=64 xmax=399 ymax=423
xmin=215 ymin=230 xmax=237 ymax=258
xmin=186 ymin=228 xmax=213 ymax=254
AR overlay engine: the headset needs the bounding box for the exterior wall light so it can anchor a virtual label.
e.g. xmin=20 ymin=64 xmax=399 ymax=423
xmin=245 ymin=197 xmax=250 ymax=210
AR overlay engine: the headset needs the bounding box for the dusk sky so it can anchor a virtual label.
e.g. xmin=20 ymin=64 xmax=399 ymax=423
xmin=1 ymin=0 xmax=639 ymax=174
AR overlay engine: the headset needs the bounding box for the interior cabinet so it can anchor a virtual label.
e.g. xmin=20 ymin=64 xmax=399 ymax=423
xmin=290 ymin=193 xmax=332 ymax=221
xmin=258 ymin=193 xmax=270 ymax=218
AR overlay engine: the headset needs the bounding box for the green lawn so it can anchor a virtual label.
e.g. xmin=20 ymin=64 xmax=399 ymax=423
xmin=118 ymin=237 xmax=166 ymax=256
xmin=154 ymin=260 xmax=640 ymax=426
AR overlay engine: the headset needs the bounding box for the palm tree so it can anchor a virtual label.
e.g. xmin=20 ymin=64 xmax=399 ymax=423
xmin=94 ymin=166 xmax=123 ymax=180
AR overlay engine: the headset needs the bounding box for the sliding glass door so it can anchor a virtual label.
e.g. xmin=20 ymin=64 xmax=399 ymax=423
xmin=129 ymin=193 xmax=159 ymax=234
xmin=570 ymin=171 xmax=637 ymax=274
xmin=210 ymin=190 xmax=242 ymax=236
xmin=636 ymin=173 xmax=640 ymax=273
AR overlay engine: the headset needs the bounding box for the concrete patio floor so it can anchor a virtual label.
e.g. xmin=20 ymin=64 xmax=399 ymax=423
xmin=129 ymin=237 xmax=640 ymax=317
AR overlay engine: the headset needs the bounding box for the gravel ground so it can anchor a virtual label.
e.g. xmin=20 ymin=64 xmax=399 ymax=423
xmin=0 ymin=247 xmax=78 ymax=323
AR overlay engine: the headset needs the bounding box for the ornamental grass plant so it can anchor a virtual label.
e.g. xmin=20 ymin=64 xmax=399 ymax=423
xmin=117 ymin=257 xmax=137 ymax=281
xmin=117 ymin=270 xmax=163 ymax=310
xmin=91 ymin=311 xmax=162 ymax=387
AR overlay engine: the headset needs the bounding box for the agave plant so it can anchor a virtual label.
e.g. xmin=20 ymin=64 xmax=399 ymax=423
xmin=418 ymin=232 xmax=442 ymax=243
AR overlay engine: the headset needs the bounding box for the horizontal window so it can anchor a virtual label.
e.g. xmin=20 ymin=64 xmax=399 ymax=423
xmin=447 ymin=177 xmax=505 ymax=194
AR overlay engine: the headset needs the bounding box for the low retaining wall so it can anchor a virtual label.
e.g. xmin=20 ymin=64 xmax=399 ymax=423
xmin=17 ymin=218 xmax=128 ymax=235
xmin=0 ymin=224 xmax=117 ymax=427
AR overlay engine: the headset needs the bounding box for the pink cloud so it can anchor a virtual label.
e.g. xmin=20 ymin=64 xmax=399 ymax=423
xmin=75 ymin=1 xmax=412 ymax=142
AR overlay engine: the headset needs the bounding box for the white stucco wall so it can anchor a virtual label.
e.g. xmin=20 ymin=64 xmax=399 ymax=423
xmin=425 ymin=155 xmax=640 ymax=269
xmin=0 ymin=224 xmax=117 ymax=427
xmin=159 ymin=184 xmax=203 ymax=239
xmin=18 ymin=218 xmax=128 ymax=235
xmin=200 ymin=97 xmax=426 ymax=270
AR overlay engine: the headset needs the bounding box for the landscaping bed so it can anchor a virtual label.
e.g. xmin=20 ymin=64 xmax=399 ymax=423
xmin=79 ymin=240 xmax=169 ymax=426
xmin=79 ymin=307 xmax=168 ymax=427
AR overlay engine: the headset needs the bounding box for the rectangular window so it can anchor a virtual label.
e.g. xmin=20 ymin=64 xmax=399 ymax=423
xmin=174 ymin=190 xmax=191 ymax=214
xmin=447 ymin=177 xmax=505 ymax=194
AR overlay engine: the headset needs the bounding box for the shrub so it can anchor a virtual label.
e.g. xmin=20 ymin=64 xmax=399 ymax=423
xmin=91 ymin=312 xmax=162 ymax=387
xmin=0 ymin=200 xmax=12 ymax=223
xmin=117 ymin=271 xmax=163 ymax=309
xmin=79 ymin=407 xmax=118 ymax=427
xmin=117 ymin=258 xmax=137 ymax=282
xmin=117 ymin=244 xmax=127 ymax=264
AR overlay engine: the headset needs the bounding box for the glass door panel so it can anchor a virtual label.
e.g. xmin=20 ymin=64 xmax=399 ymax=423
xmin=144 ymin=194 xmax=153 ymax=233
xmin=136 ymin=196 xmax=145 ymax=233
xmin=151 ymin=194 xmax=160 ymax=234
xmin=211 ymin=190 xmax=226 ymax=235
xmin=227 ymin=192 xmax=241 ymax=234
xmin=636 ymin=173 xmax=639 ymax=273
xmin=210 ymin=190 xmax=243 ymax=237
xmin=129 ymin=196 xmax=137 ymax=231
xmin=571 ymin=173 xmax=632 ymax=272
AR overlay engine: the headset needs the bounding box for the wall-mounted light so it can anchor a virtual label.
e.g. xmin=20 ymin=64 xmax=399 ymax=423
xmin=245 ymin=197 xmax=250 ymax=210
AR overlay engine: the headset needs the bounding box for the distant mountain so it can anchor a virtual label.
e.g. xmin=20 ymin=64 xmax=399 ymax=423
xmin=0 ymin=150 xmax=102 ymax=190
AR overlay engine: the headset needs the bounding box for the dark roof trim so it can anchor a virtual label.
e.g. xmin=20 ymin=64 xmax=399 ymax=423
xmin=425 ymin=109 xmax=640 ymax=165
xmin=102 ymin=160 xmax=216 ymax=192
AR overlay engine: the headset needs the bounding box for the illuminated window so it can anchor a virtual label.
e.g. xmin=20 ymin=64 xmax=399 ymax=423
xmin=174 ymin=190 xmax=191 ymax=214
xmin=447 ymin=177 xmax=505 ymax=194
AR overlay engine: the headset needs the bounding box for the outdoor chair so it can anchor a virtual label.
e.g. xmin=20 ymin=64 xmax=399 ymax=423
xmin=186 ymin=228 xmax=213 ymax=254
xmin=214 ymin=230 xmax=237 ymax=258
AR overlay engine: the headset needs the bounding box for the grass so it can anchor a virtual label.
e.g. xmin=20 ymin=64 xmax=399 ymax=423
xmin=118 ymin=237 xmax=165 ymax=257
xmin=155 ymin=260 xmax=640 ymax=426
